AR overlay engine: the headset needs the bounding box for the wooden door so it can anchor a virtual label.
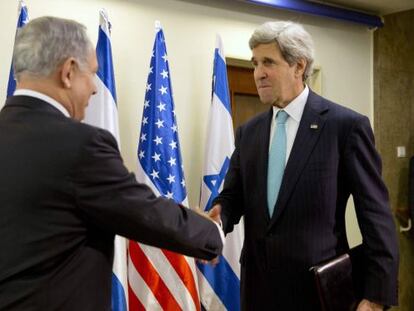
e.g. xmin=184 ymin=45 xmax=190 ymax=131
xmin=227 ymin=61 xmax=271 ymax=132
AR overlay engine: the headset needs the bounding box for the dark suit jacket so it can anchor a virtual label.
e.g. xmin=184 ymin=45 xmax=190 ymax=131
xmin=214 ymin=90 xmax=399 ymax=310
xmin=0 ymin=95 xmax=222 ymax=310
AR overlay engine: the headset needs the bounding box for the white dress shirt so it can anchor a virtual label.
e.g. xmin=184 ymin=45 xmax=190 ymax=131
xmin=269 ymin=85 xmax=309 ymax=164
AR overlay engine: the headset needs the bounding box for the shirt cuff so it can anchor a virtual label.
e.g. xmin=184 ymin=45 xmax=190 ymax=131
xmin=213 ymin=220 xmax=226 ymax=246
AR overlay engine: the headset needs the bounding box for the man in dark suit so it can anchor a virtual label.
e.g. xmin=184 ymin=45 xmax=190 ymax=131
xmin=211 ymin=21 xmax=398 ymax=310
xmin=0 ymin=16 xmax=223 ymax=310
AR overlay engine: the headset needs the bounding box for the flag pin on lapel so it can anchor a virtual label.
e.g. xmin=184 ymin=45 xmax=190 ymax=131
xmin=310 ymin=123 xmax=318 ymax=130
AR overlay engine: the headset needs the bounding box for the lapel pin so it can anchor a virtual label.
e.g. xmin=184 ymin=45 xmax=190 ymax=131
xmin=310 ymin=123 xmax=318 ymax=130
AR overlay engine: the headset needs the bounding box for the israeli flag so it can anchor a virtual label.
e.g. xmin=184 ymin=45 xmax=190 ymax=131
xmin=197 ymin=35 xmax=244 ymax=311
xmin=83 ymin=9 xmax=127 ymax=311
xmin=7 ymin=0 xmax=29 ymax=98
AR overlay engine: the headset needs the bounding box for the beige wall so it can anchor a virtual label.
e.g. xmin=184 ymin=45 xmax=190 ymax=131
xmin=374 ymin=9 xmax=414 ymax=310
xmin=0 ymin=0 xmax=373 ymax=245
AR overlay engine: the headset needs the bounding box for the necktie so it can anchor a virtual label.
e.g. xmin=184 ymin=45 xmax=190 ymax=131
xmin=267 ymin=110 xmax=289 ymax=217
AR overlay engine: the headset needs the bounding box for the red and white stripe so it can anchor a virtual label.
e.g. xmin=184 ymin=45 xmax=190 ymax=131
xmin=127 ymin=162 xmax=200 ymax=311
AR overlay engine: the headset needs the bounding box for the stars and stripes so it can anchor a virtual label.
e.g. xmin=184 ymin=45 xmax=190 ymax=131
xmin=7 ymin=0 xmax=29 ymax=98
xmin=128 ymin=21 xmax=200 ymax=311
xmin=83 ymin=9 xmax=128 ymax=311
xmin=197 ymin=35 xmax=244 ymax=311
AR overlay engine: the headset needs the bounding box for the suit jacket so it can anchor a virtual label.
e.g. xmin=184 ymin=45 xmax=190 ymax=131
xmin=0 ymin=95 xmax=222 ymax=310
xmin=214 ymin=90 xmax=399 ymax=310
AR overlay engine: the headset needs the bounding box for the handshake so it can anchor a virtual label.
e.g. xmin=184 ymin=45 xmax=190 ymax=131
xmin=195 ymin=204 xmax=224 ymax=265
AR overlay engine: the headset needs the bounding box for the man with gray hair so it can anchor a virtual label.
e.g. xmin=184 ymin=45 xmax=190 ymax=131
xmin=0 ymin=16 xmax=223 ymax=310
xmin=210 ymin=21 xmax=398 ymax=310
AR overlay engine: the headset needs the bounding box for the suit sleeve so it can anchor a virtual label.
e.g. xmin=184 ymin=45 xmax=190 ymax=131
xmin=213 ymin=126 xmax=245 ymax=234
xmin=344 ymin=115 xmax=399 ymax=306
xmin=71 ymin=128 xmax=222 ymax=260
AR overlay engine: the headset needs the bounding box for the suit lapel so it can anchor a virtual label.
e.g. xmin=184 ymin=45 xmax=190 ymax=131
xmin=268 ymin=91 xmax=329 ymax=230
xmin=258 ymin=109 xmax=273 ymax=222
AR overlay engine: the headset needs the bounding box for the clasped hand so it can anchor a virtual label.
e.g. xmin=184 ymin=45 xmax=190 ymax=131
xmin=357 ymin=299 xmax=384 ymax=311
xmin=196 ymin=204 xmax=222 ymax=266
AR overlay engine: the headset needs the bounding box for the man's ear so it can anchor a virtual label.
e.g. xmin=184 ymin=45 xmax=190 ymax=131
xmin=60 ymin=57 xmax=76 ymax=89
xmin=295 ymin=58 xmax=307 ymax=79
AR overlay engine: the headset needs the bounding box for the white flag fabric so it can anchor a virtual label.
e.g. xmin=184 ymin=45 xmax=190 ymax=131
xmin=83 ymin=9 xmax=128 ymax=311
xmin=197 ymin=35 xmax=244 ymax=311
xmin=128 ymin=22 xmax=200 ymax=311
xmin=7 ymin=0 xmax=29 ymax=98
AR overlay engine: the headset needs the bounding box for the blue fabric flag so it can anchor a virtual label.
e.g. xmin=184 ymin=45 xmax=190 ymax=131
xmin=83 ymin=9 xmax=127 ymax=311
xmin=7 ymin=0 xmax=29 ymax=98
xmin=197 ymin=35 xmax=244 ymax=311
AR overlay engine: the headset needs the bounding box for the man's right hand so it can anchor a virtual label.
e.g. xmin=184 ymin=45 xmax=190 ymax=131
xmin=197 ymin=204 xmax=223 ymax=265
xmin=208 ymin=204 xmax=222 ymax=226
xmin=356 ymin=299 xmax=384 ymax=311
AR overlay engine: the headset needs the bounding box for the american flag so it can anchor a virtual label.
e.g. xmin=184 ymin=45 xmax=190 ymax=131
xmin=7 ymin=0 xmax=29 ymax=98
xmin=128 ymin=22 xmax=200 ymax=311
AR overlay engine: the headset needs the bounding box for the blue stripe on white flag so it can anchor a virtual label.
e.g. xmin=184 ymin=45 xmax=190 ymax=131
xmin=202 ymin=157 xmax=230 ymax=212
xmin=84 ymin=9 xmax=127 ymax=311
xmin=112 ymin=274 xmax=127 ymax=311
xmin=84 ymin=9 xmax=120 ymax=142
xmin=212 ymin=48 xmax=231 ymax=114
xmin=197 ymin=35 xmax=243 ymax=311
xmin=7 ymin=0 xmax=29 ymax=98
xmin=96 ymin=25 xmax=117 ymax=103
xmin=199 ymin=257 xmax=240 ymax=310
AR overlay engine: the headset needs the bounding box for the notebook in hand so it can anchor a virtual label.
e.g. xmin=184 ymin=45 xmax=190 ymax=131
xmin=310 ymin=246 xmax=363 ymax=311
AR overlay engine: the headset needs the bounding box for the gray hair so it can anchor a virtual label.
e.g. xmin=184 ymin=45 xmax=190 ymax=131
xmin=249 ymin=21 xmax=314 ymax=81
xmin=13 ymin=16 xmax=94 ymax=80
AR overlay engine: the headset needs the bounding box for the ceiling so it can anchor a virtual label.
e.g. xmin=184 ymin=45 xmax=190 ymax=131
xmin=313 ymin=0 xmax=414 ymax=15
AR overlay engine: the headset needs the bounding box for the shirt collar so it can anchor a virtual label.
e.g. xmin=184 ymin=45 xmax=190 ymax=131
xmin=272 ymin=84 xmax=309 ymax=122
xmin=13 ymin=89 xmax=70 ymax=118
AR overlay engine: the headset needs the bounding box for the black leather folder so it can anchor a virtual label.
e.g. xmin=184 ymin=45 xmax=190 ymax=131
xmin=310 ymin=246 xmax=363 ymax=311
